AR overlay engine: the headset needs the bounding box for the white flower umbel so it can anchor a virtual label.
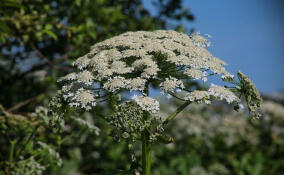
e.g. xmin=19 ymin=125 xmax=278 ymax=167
xmin=132 ymin=95 xmax=159 ymax=114
xmin=57 ymin=72 xmax=77 ymax=82
xmin=184 ymin=68 xmax=208 ymax=82
xmin=127 ymin=77 xmax=147 ymax=91
xmin=191 ymin=31 xmax=211 ymax=47
xmin=57 ymin=71 xmax=94 ymax=86
xmin=57 ymin=30 xmax=257 ymax=114
xmin=111 ymin=61 xmax=133 ymax=74
xmin=72 ymin=56 xmax=90 ymax=70
xmin=69 ymin=88 xmax=96 ymax=110
xmin=184 ymin=90 xmax=211 ymax=104
xmin=208 ymin=84 xmax=240 ymax=104
xmin=160 ymin=76 xmax=184 ymax=93
xmin=103 ymin=76 xmax=128 ymax=92
xmin=76 ymin=70 xmax=94 ymax=85
xmin=54 ymin=30 xmax=262 ymax=174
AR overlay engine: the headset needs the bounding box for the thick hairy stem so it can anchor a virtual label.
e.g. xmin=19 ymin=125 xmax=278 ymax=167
xmin=163 ymin=101 xmax=191 ymax=125
xmin=141 ymin=83 xmax=151 ymax=175
xmin=142 ymin=130 xmax=152 ymax=175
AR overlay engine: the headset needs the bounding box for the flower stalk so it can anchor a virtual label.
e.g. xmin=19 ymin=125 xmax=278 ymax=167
xmin=142 ymin=130 xmax=152 ymax=175
xmin=163 ymin=101 xmax=191 ymax=125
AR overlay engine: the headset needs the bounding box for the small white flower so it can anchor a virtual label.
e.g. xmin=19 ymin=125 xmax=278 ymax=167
xmin=72 ymin=56 xmax=90 ymax=70
xmin=184 ymin=68 xmax=206 ymax=81
xmin=160 ymin=76 xmax=184 ymax=93
xmin=132 ymin=95 xmax=159 ymax=114
xmin=191 ymin=32 xmax=211 ymax=47
xmin=76 ymin=70 xmax=94 ymax=85
xmin=57 ymin=72 xmax=77 ymax=82
xmin=111 ymin=61 xmax=133 ymax=74
xmin=126 ymin=77 xmax=146 ymax=91
xmin=184 ymin=90 xmax=211 ymax=104
xmin=69 ymin=88 xmax=96 ymax=110
xmin=208 ymin=84 xmax=240 ymax=104
xmin=103 ymin=76 xmax=128 ymax=92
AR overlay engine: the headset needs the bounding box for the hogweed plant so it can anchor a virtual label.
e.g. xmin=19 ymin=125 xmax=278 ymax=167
xmin=53 ymin=30 xmax=262 ymax=174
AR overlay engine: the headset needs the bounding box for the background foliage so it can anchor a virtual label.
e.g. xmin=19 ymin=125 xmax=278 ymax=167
xmin=1 ymin=0 xmax=284 ymax=174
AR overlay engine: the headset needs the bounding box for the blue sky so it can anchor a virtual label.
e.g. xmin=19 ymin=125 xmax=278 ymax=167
xmin=143 ymin=0 xmax=284 ymax=94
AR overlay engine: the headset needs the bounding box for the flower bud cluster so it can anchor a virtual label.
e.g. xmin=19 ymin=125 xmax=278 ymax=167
xmin=9 ymin=157 xmax=46 ymax=175
xmin=108 ymin=101 xmax=162 ymax=141
xmin=237 ymin=71 xmax=262 ymax=118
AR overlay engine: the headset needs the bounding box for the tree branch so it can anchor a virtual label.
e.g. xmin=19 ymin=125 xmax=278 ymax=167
xmin=31 ymin=44 xmax=72 ymax=72
xmin=7 ymin=94 xmax=42 ymax=112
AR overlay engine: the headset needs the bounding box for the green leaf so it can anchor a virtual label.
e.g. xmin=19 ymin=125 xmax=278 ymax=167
xmin=75 ymin=0 xmax=82 ymax=7
xmin=0 ymin=1 xmax=25 ymax=9
xmin=0 ymin=21 xmax=11 ymax=33
xmin=42 ymin=30 xmax=58 ymax=40
xmin=45 ymin=24 xmax=52 ymax=30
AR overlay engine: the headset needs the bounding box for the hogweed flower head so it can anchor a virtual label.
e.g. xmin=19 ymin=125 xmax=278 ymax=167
xmin=55 ymin=30 xmax=262 ymax=137
xmin=52 ymin=30 xmax=263 ymax=175
xmin=57 ymin=30 xmax=237 ymax=112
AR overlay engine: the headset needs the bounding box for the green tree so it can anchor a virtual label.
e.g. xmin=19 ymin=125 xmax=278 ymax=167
xmin=0 ymin=0 xmax=194 ymax=174
xmin=0 ymin=0 xmax=194 ymax=111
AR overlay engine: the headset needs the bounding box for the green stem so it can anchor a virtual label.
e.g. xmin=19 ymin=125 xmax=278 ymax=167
xmin=16 ymin=125 xmax=39 ymax=158
xmin=9 ymin=139 xmax=18 ymax=161
xmin=163 ymin=101 xmax=191 ymax=125
xmin=141 ymin=82 xmax=152 ymax=175
xmin=142 ymin=130 xmax=152 ymax=175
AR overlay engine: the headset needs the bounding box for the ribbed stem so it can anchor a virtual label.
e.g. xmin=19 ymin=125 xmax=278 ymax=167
xmin=142 ymin=130 xmax=152 ymax=175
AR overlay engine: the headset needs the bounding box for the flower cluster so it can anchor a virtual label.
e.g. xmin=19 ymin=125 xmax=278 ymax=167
xmin=237 ymin=71 xmax=262 ymax=118
xmin=58 ymin=30 xmax=237 ymax=113
xmin=184 ymin=68 xmax=208 ymax=82
xmin=160 ymin=76 xmax=184 ymax=93
xmin=184 ymin=84 xmax=240 ymax=105
xmin=132 ymin=95 xmax=160 ymax=114
xmin=208 ymin=84 xmax=240 ymax=104
xmin=108 ymin=101 xmax=162 ymax=141
xmin=9 ymin=157 xmax=46 ymax=175
xmin=55 ymin=29 xmax=263 ymax=129
xmin=184 ymin=90 xmax=211 ymax=104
